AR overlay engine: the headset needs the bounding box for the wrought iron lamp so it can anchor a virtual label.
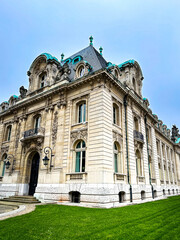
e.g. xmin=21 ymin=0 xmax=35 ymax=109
xmin=42 ymin=147 xmax=54 ymax=170
xmin=4 ymin=154 xmax=15 ymax=171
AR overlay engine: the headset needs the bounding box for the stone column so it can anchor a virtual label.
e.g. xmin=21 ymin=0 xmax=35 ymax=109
xmin=151 ymin=128 xmax=160 ymax=185
xmin=165 ymin=145 xmax=170 ymax=185
xmin=159 ymin=140 xmax=165 ymax=184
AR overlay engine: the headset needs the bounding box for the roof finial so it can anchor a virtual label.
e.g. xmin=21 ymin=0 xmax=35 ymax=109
xmin=99 ymin=46 xmax=103 ymax=56
xmin=61 ymin=53 xmax=64 ymax=62
xmin=89 ymin=36 xmax=93 ymax=46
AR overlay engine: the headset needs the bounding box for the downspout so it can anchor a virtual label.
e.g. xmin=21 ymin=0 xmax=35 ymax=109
xmin=124 ymin=94 xmax=133 ymax=202
xmin=144 ymin=114 xmax=154 ymax=199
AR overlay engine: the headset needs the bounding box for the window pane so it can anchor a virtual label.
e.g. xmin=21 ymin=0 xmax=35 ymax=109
xmin=82 ymin=141 xmax=86 ymax=148
xmin=76 ymin=141 xmax=81 ymax=149
xmin=113 ymin=107 xmax=116 ymax=124
xmin=79 ymin=104 xmax=82 ymax=123
xmin=114 ymin=153 xmax=118 ymax=172
xmin=114 ymin=143 xmax=117 ymax=150
xmin=82 ymin=151 xmax=86 ymax=172
xmin=2 ymin=162 xmax=5 ymax=176
xmin=83 ymin=103 xmax=86 ymax=122
xmin=7 ymin=126 xmax=11 ymax=141
xmin=75 ymin=152 xmax=81 ymax=172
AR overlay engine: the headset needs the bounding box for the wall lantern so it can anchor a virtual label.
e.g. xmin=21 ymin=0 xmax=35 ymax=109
xmin=42 ymin=147 xmax=54 ymax=171
xmin=4 ymin=154 xmax=15 ymax=172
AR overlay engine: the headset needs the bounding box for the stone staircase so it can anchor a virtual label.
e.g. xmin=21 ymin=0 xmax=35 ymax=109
xmin=1 ymin=195 xmax=41 ymax=204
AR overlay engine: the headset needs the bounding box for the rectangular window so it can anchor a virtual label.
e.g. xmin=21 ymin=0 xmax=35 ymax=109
xmin=113 ymin=107 xmax=116 ymax=124
xmin=79 ymin=104 xmax=82 ymax=123
xmin=83 ymin=103 xmax=86 ymax=122
xmin=7 ymin=126 xmax=12 ymax=141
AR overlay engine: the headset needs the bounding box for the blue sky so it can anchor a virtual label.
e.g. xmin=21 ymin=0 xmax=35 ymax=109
xmin=0 ymin=0 xmax=179 ymax=128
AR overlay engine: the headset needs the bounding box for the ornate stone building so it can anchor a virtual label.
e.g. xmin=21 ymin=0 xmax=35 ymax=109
xmin=0 ymin=38 xmax=179 ymax=207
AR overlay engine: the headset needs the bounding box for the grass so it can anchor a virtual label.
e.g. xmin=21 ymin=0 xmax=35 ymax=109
xmin=0 ymin=196 xmax=180 ymax=240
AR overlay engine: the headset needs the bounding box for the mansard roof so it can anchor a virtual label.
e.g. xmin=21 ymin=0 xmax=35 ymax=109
xmin=62 ymin=45 xmax=107 ymax=81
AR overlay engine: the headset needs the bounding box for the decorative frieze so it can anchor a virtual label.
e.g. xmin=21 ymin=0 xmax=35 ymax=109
xmin=52 ymin=111 xmax=58 ymax=147
xmin=70 ymin=128 xmax=88 ymax=146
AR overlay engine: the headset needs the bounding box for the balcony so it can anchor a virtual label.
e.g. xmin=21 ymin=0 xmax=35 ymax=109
xmin=133 ymin=130 xmax=144 ymax=143
xmin=20 ymin=127 xmax=45 ymax=142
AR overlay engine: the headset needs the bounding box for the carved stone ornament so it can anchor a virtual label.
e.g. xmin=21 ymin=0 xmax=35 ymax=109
xmin=22 ymin=138 xmax=43 ymax=154
xmin=52 ymin=111 xmax=58 ymax=147
xmin=15 ymin=123 xmax=21 ymax=149
xmin=171 ymin=125 xmax=180 ymax=142
xmin=70 ymin=128 xmax=88 ymax=146
xmin=1 ymin=145 xmax=9 ymax=155
xmin=143 ymin=98 xmax=150 ymax=108
xmin=113 ymin=130 xmax=122 ymax=143
xmin=19 ymin=86 xmax=28 ymax=99
xmin=57 ymin=91 xmax=67 ymax=108
xmin=56 ymin=63 xmax=71 ymax=82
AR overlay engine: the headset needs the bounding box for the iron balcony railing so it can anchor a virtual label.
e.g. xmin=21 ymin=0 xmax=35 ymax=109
xmin=133 ymin=130 xmax=144 ymax=142
xmin=23 ymin=127 xmax=45 ymax=139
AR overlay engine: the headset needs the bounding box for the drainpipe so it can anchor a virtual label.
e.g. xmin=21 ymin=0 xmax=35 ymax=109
xmin=144 ymin=114 xmax=154 ymax=199
xmin=124 ymin=94 xmax=133 ymax=202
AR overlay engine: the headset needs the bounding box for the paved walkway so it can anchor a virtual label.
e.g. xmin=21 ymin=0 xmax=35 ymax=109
xmin=0 ymin=201 xmax=36 ymax=221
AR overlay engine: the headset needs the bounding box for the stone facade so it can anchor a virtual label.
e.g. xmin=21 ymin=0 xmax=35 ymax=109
xmin=0 ymin=41 xmax=179 ymax=207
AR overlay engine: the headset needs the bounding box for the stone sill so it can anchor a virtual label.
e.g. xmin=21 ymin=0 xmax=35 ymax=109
xmin=71 ymin=122 xmax=88 ymax=127
xmin=66 ymin=172 xmax=87 ymax=181
xmin=114 ymin=173 xmax=126 ymax=181
xmin=2 ymin=141 xmax=10 ymax=144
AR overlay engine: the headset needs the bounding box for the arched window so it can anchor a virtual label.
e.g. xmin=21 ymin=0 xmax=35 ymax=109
xmin=78 ymin=66 xmax=85 ymax=77
xmin=136 ymin=150 xmax=142 ymax=176
xmin=39 ymin=73 xmax=46 ymax=88
xmin=114 ymin=142 xmax=122 ymax=173
xmin=133 ymin=78 xmax=136 ymax=92
xmin=5 ymin=125 xmax=12 ymax=141
xmin=75 ymin=140 xmax=86 ymax=172
xmin=0 ymin=154 xmax=7 ymax=177
xmin=163 ymin=189 xmax=165 ymax=195
xmin=113 ymin=103 xmax=119 ymax=125
xmin=78 ymin=102 xmax=86 ymax=123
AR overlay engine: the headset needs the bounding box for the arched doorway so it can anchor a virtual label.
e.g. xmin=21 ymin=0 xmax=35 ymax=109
xmin=28 ymin=152 xmax=40 ymax=196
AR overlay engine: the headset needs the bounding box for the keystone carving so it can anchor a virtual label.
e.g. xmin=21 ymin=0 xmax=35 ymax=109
xmin=70 ymin=128 xmax=88 ymax=146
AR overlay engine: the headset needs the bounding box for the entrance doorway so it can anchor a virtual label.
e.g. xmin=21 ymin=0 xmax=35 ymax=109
xmin=28 ymin=152 xmax=40 ymax=196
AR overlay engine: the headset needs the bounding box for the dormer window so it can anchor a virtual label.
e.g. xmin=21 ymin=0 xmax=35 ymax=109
xmin=79 ymin=66 xmax=85 ymax=77
xmin=133 ymin=78 xmax=136 ymax=92
xmin=40 ymin=75 xmax=45 ymax=88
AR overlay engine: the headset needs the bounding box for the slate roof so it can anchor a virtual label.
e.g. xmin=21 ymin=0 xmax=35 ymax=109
xmin=62 ymin=45 xmax=108 ymax=81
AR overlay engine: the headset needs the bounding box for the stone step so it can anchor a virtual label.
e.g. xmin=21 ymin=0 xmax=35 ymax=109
xmin=2 ymin=195 xmax=41 ymax=204
xmin=1 ymin=198 xmax=41 ymax=204
xmin=9 ymin=195 xmax=37 ymax=199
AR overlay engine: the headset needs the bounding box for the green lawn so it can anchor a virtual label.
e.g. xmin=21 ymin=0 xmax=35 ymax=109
xmin=0 ymin=196 xmax=180 ymax=240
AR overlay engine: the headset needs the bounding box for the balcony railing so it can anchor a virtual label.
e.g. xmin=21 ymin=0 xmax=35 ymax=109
xmin=22 ymin=127 xmax=45 ymax=140
xmin=134 ymin=130 xmax=144 ymax=143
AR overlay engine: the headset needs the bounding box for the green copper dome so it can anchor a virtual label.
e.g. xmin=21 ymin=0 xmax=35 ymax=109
xmin=40 ymin=53 xmax=59 ymax=62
